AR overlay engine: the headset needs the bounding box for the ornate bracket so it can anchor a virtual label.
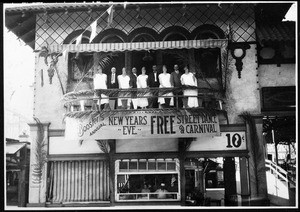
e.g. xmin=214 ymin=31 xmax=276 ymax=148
xmin=229 ymin=42 xmax=251 ymax=78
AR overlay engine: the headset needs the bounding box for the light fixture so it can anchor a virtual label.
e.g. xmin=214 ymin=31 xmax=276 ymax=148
xmin=229 ymin=42 xmax=250 ymax=79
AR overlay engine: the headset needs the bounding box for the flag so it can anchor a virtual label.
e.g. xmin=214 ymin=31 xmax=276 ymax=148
xmin=62 ymin=49 xmax=68 ymax=60
xmin=75 ymin=33 xmax=83 ymax=46
xmin=89 ymin=18 xmax=98 ymax=43
xmin=107 ymin=5 xmax=114 ymax=26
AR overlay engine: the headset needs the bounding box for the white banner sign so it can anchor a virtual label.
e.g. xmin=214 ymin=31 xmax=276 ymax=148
xmin=65 ymin=110 xmax=220 ymax=141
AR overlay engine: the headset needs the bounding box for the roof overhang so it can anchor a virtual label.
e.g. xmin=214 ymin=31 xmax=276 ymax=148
xmin=6 ymin=143 xmax=26 ymax=155
xmin=5 ymin=3 xmax=293 ymax=50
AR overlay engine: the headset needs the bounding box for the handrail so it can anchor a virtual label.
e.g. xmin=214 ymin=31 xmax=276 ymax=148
xmin=265 ymin=159 xmax=288 ymax=183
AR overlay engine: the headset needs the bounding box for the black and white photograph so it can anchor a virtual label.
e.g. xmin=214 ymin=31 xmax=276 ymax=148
xmin=4 ymin=1 xmax=297 ymax=210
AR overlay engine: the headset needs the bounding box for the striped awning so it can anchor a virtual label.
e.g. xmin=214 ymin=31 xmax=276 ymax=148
xmin=49 ymin=39 xmax=228 ymax=53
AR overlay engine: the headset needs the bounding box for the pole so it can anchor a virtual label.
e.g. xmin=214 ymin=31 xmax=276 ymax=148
xmin=272 ymin=129 xmax=278 ymax=166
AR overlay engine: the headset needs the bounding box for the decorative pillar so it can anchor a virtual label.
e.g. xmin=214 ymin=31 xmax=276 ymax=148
xmin=108 ymin=139 xmax=116 ymax=205
xmin=178 ymin=139 xmax=186 ymax=206
xmin=27 ymin=121 xmax=50 ymax=206
xmin=243 ymin=114 xmax=269 ymax=205
xmin=239 ymin=157 xmax=250 ymax=206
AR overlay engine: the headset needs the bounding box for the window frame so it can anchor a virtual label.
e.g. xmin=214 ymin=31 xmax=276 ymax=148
xmin=115 ymin=158 xmax=181 ymax=202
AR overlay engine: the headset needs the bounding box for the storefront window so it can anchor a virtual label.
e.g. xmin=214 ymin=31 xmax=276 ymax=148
xmin=115 ymin=158 xmax=180 ymax=201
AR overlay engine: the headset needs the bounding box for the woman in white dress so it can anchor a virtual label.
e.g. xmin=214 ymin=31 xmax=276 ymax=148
xmin=137 ymin=67 xmax=149 ymax=108
xmin=180 ymin=65 xmax=198 ymax=108
xmin=118 ymin=67 xmax=131 ymax=109
xmin=158 ymin=65 xmax=174 ymax=108
xmin=93 ymin=65 xmax=109 ymax=110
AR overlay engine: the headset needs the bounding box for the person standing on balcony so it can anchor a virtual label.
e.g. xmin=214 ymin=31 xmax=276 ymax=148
xmin=137 ymin=67 xmax=149 ymax=109
xmin=158 ymin=65 xmax=174 ymax=108
xmin=130 ymin=67 xmax=138 ymax=109
xmin=180 ymin=65 xmax=198 ymax=108
xmin=147 ymin=65 xmax=160 ymax=108
xmin=118 ymin=67 xmax=131 ymax=109
xmin=107 ymin=67 xmax=118 ymax=109
xmin=93 ymin=65 xmax=110 ymax=110
xmin=170 ymin=64 xmax=183 ymax=108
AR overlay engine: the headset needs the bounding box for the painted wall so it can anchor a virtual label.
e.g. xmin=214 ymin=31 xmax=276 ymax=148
xmin=225 ymin=44 xmax=260 ymax=124
xmin=49 ymin=137 xmax=105 ymax=154
xmin=33 ymin=53 xmax=68 ymax=129
xmin=258 ymin=64 xmax=296 ymax=87
xmin=116 ymin=138 xmax=178 ymax=152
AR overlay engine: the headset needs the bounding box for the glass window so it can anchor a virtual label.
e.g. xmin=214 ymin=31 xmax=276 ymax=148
xmin=115 ymin=159 xmax=180 ymax=202
xmin=129 ymin=161 xmax=138 ymax=170
xmin=119 ymin=161 xmax=128 ymax=171
xmin=139 ymin=160 xmax=147 ymax=170
xmin=148 ymin=161 xmax=156 ymax=170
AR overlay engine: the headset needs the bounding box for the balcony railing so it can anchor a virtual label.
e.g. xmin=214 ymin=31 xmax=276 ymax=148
xmin=63 ymin=86 xmax=225 ymax=113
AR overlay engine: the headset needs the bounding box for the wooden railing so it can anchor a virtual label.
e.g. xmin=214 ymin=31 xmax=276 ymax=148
xmin=62 ymin=87 xmax=225 ymax=112
xmin=265 ymin=159 xmax=296 ymax=198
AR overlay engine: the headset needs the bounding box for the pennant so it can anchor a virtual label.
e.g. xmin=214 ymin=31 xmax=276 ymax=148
xmin=107 ymin=5 xmax=114 ymax=26
xmin=89 ymin=19 xmax=98 ymax=43
xmin=75 ymin=33 xmax=83 ymax=46
xmin=62 ymin=49 xmax=68 ymax=60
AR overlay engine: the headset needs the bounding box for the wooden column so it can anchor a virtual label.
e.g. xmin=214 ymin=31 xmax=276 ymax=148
xmin=18 ymin=145 xmax=29 ymax=207
xmin=223 ymin=157 xmax=237 ymax=206
xmin=108 ymin=139 xmax=116 ymax=205
xmin=178 ymin=139 xmax=186 ymax=206
xmin=239 ymin=157 xmax=250 ymax=206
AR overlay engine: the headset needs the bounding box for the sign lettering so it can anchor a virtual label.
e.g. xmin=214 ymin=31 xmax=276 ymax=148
xmin=64 ymin=110 xmax=221 ymax=141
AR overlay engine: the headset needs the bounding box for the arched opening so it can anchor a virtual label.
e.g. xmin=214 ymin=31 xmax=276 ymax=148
xmin=131 ymin=34 xmax=156 ymax=75
xmin=100 ymin=35 xmax=125 ymax=76
xmin=162 ymin=33 xmax=188 ymax=72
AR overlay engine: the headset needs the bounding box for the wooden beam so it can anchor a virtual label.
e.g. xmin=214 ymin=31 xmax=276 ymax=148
xmin=19 ymin=23 xmax=36 ymax=38
xmin=6 ymin=15 xmax=35 ymax=31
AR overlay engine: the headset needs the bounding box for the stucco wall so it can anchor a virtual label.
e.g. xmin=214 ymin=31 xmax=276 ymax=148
xmin=225 ymin=44 xmax=260 ymax=124
xmin=258 ymin=64 xmax=296 ymax=87
xmin=33 ymin=53 xmax=68 ymax=129
xmin=33 ymin=4 xmax=257 ymax=129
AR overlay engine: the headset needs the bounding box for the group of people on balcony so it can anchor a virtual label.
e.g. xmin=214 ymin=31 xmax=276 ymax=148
xmin=93 ymin=63 xmax=199 ymax=110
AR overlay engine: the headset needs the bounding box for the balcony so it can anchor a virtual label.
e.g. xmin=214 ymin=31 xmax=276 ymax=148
xmin=62 ymin=87 xmax=227 ymax=121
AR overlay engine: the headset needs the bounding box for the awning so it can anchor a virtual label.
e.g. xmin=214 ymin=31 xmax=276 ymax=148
xmin=49 ymin=39 xmax=228 ymax=53
xmin=6 ymin=143 xmax=26 ymax=155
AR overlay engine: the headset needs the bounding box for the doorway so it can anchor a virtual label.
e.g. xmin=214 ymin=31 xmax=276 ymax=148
xmin=184 ymin=157 xmax=240 ymax=206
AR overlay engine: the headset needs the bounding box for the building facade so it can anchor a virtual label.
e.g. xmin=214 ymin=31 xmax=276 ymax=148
xmin=5 ymin=2 xmax=296 ymax=207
